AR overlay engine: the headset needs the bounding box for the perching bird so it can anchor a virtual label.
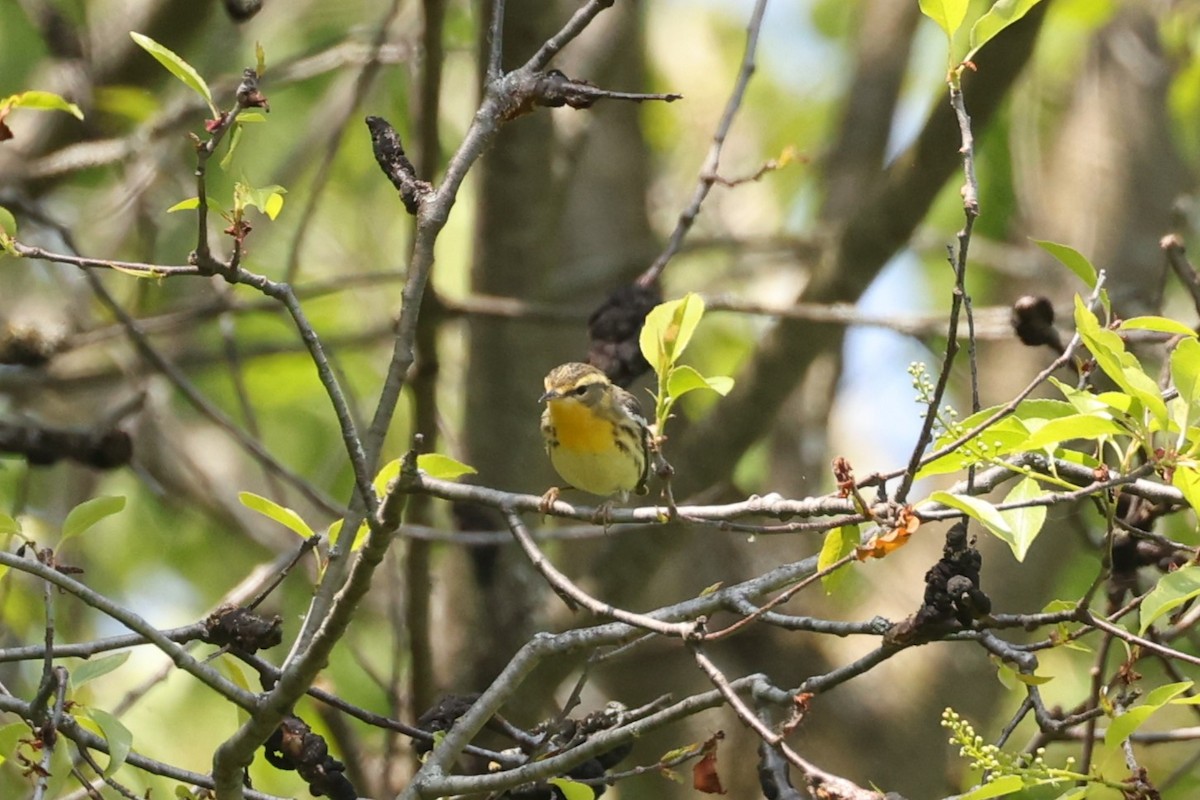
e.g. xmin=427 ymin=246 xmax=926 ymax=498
xmin=539 ymin=362 xmax=650 ymax=502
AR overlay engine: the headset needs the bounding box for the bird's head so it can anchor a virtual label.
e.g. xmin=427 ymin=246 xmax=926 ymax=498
xmin=540 ymin=362 xmax=612 ymax=408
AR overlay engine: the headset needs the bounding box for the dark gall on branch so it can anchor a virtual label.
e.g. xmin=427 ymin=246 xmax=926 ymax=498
xmin=203 ymin=606 xmax=283 ymax=654
xmin=886 ymin=521 xmax=991 ymax=646
xmin=587 ymin=282 xmax=662 ymax=388
xmin=264 ymin=715 xmax=355 ymax=800
xmin=0 ymin=421 xmax=132 ymax=470
xmin=365 ymin=116 xmax=432 ymax=215
xmin=1011 ymin=295 xmax=1064 ymax=354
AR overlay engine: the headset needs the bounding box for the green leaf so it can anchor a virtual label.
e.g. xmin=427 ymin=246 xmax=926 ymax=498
xmin=255 ymin=41 xmax=267 ymax=77
xmin=548 ymin=777 xmax=595 ymax=800
xmin=166 ymin=196 xmax=223 ymax=214
xmin=71 ymin=652 xmax=130 ymax=688
xmin=1172 ymin=338 xmax=1200 ymax=425
xmin=966 ymin=0 xmax=1047 ymax=61
xmin=0 ymin=721 xmax=28 ymax=766
xmin=818 ymin=525 xmax=859 ymax=595
xmin=1119 ymin=316 xmax=1197 ymax=337
xmin=667 ymin=364 xmax=733 ymax=401
xmin=327 ymin=519 xmax=369 ymax=552
xmin=917 ymin=415 xmax=1032 ymax=478
xmin=956 ymin=774 xmax=1024 ymax=800
xmin=919 ymin=0 xmax=970 ymax=40
xmin=998 ymin=477 xmax=1046 ymax=561
xmin=0 ymin=205 xmax=17 ymax=238
xmin=1074 ymin=296 xmax=1168 ymax=428
xmin=1172 ymin=462 xmax=1200 ymax=513
xmin=4 ymin=90 xmax=84 ymax=120
xmin=1033 ymin=239 xmax=1097 ymax=289
xmin=86 ymin=708 xmax=132 ymax=777
xmin=417 ymin=453 xmax=477 ymax=481
xmin=1105 ymin=682 xmax=1193 ymax=749
xmin=0 ymin=511 xmax=19 ymax=535
xmin=1140 ymin=566 xmax=1200 ymax=634
xmin=930 ymin=491 xmax=1029 ymax=560
xmin=374 ymin=458 xmax=401 ymax=497
xmin=129 ymin=32 xmax=216 ymax=115
xmin=639 ymin=293 xmax=705 ymax=375
xmin=238 ymin=492 xmax=315 ymax=539
xmin=61 ymin=495 xmax=126 ymax=542
xmin=1016 ymin=414 xmax=1126 ymax=451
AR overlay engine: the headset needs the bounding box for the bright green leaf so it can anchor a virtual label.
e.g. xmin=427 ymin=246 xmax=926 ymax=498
xmin=1140 ymin=566 xmax=1200 ymax=634
xmin=1119 ymin=316 xmax=1197 ymax=337
xmin=998 ymin=477 xmax=1046 ymax=561
xmin=238 ymin=491 xmax=315 ymax=539
xmin=1172 ymin=463 xmax=1200 ymax=513
xmin=0 ymin=721 xmax=28 ymax=766
xmin=1105 ymin=682 xmax=1193 ymax=748
xmin=548 ymin=777 xmax=595 ymax=800
xmin=61 ymin=495 xmax=126 ymax=542
xmin=0 ymin=511 xmax=19 ymax=535
xmin=86 ymin=708 xmax=132 ymax=777
xmin=1074 ymin=296 xmax=1167 ymax=428
xmin=71 ymin=652 xmax=130 ymax=688
xmin=237 ymin=111 xmax=267 ymax=123
xmin=374 ymin=459 xmax=401 ymax=497
xmin=930 ymin=491 xmax=1027 ymax=559
xmin=956 ymin=774 xmax=1024 ymax=800
xmin=129 ymin=32 xmax=216 ymax=115
xmin=166 ymin=197 xmax=200 ymax=213
xmin=255 ymin=41 xmax=267 ymax=77
xmin=917 ymin=415 xmax=1031 ymax=478
xmin=1033 ymin=239 xmax=1097 ymax=288
xmin=263 ymin=191 xmax=285 ymax=220
xmin=5 ymin=90 xmax=84 ymax=120
xmin=0 ymin=205 xmax=16 ymax=238
xmin=967 ymin=0 xmax=1047 ymax=62
xmin=918 ymin=0 xmax=970 ymax=40
xmin=417 ymin=453 xmax=477 ymax=481
xmin=818 ymin=525 xmax=859 ymax=595
xmin=667 ymin=364 xmax=731 ymax=401
xmin=327 ymin=519 xmax=370 ymax=552
xmin=639 ymin=293 xmax=705 ymax=375
xmin=1172 ymin=338 xmax=1200 ymax=424
xmin=1017 ymin=414 xmax=1126 ymax=451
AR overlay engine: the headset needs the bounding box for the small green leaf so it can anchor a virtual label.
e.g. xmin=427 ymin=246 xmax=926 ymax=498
xmin=0 ymin=721 xmax=28 ymax=766
xmin=0 ymin=511 xmax=19 ymax=535
xmin=1172 ymin=338 xmax=1200 ymax=423
xmin=1017 ymin=414 xmax=1126 ymax=451
xmin=639 ymin=293 xmax=705 ymax=375
xmin=917 ymin=415 xmax=1032 ymax=478
xmin=548 ymin=777 xmax=595 ymax=800
xmin=238 ymin=492 xmax=314 ymax=539
xmin=1074 ymin=296 xmax=1167 ymax=428
xmin=374 ymin=459 xmax=401 ymax=497
xmin=966 ymin=0 xmax=1046 ymax=62
xmin=0 ymin=205 xmax=17 ymax=238
xmin=255 ymin=41 xmax=267 ymax=77
xmin=666 ymin=365 xmax=733 ymax=401
xmin=1118 ymin=316 xmax=1197 ymax=337
xmin=919 ymin=0 xmax=970 ymax=40
xmin=930 ymin=491 xmax=1027 ymax=559
xmin=5 ymin=90 xmax=84 ymax=120
xmin=1140 ymin=566 xmax=1200 ymax=634
xmin=71 ymin=652 xmax=130 ymax=688
xmin=262 ymin=190 xmax=285 ymax=220
xmin=86 ymin=708 xmax=132 ymax=777
xmin=417 ymin=453 xmax=477 ymax=481
xmin=166 ymin=197 xmax=200 ymax=213
xmin=998 ymin=477 xmax=1046 ymax=561
xmin=1105 ymin=682 xmax=1193 ymax=748
xmin=327 ymin=519 xmax=369 ymax=552
xmin=1033 ymin=239 xmax=1097 ymax=288
xmin=129 ymin=32 xmax=216 ymax=115
xmin=956 ymin=774 xmax=1024 ymax=800
xmin=818 ymin=525 xmax=859 ymax=595
xmin=1172 ymin=463 xmax=1200 ymax=513
xmin=61 ymin=495 xmax=126 ymax=542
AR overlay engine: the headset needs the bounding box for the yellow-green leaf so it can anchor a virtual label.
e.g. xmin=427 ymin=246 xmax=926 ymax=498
xmin=1172 ymin=462 xmax=1200 ymax=513
xmin=4 ymin=90 xmax=83 ymax=120
xmin=930 ymin=491 xmax=1026 ymax=559
xmin=86 ymin=708 xmax=132 ymax=777
xmin=1140 ymin=566 xmax=1200 ymax=634
xmin=327 ymin=519 xmax=369 ymax=552
xmin=0 ymin=205 xmax=16 ymax=238
xmin=1119 ymin=316 xmax=1197 ymax=337
xmin=967 ymin=0 xmax=1047 ymax=62
xmin=956 ymin=774 xmax=1024 ymax=800
xmin=61 ymin=495 xmax=126 ymax=542
xmin=998 ymin=477 xmax=1046 ymax=561
xmin=919 ymin=0 xmax=970 ymax=40
xmin=1074 ymin=296 xmax=1167 ymax=428
xmin=238 ymin=491 xmax=314 ymax=539
xmin=818 ymin=525 xmax=859 ymax=595
xmin=1172 ymin=338 xmax=1200 ymax=425
xmin=417 ymin=453 xmax=477 ymax=481
xmin=1105 ymin=682 xmax=1193 ymax=749
xmin=640 ymin=293 xmax=705 ymax=375
xmin=548 ymin=778 xmax=595 ymax=800
xmin=71 ymin=652 xmax=130 ymax=688
xmin=1034 ymin=239 xmax=1097 ymax=288
xmin=1016 ymin=414 xmax=1126 ymax=451
xmin=130 ymin=32 xmax=216 ymax=115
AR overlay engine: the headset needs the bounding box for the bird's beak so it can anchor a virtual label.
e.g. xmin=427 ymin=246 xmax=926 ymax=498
xmin=539 ymin=389 xmax=558 ymax=403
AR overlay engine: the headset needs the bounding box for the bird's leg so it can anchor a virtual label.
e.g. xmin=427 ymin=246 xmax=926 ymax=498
xmin=538 ymin=485 xmax=563 ymax=515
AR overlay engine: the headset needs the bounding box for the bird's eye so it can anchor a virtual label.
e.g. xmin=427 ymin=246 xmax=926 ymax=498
xmin=573 ymin=384 xmax=590 ymax=396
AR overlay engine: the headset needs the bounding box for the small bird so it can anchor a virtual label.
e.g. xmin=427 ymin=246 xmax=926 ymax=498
xmin=539 ymin=362 xmax=650 ymax=505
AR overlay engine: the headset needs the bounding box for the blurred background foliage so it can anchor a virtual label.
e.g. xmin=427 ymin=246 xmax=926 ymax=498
xmin=2 ymin=0 xmax=1200 ymax=797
